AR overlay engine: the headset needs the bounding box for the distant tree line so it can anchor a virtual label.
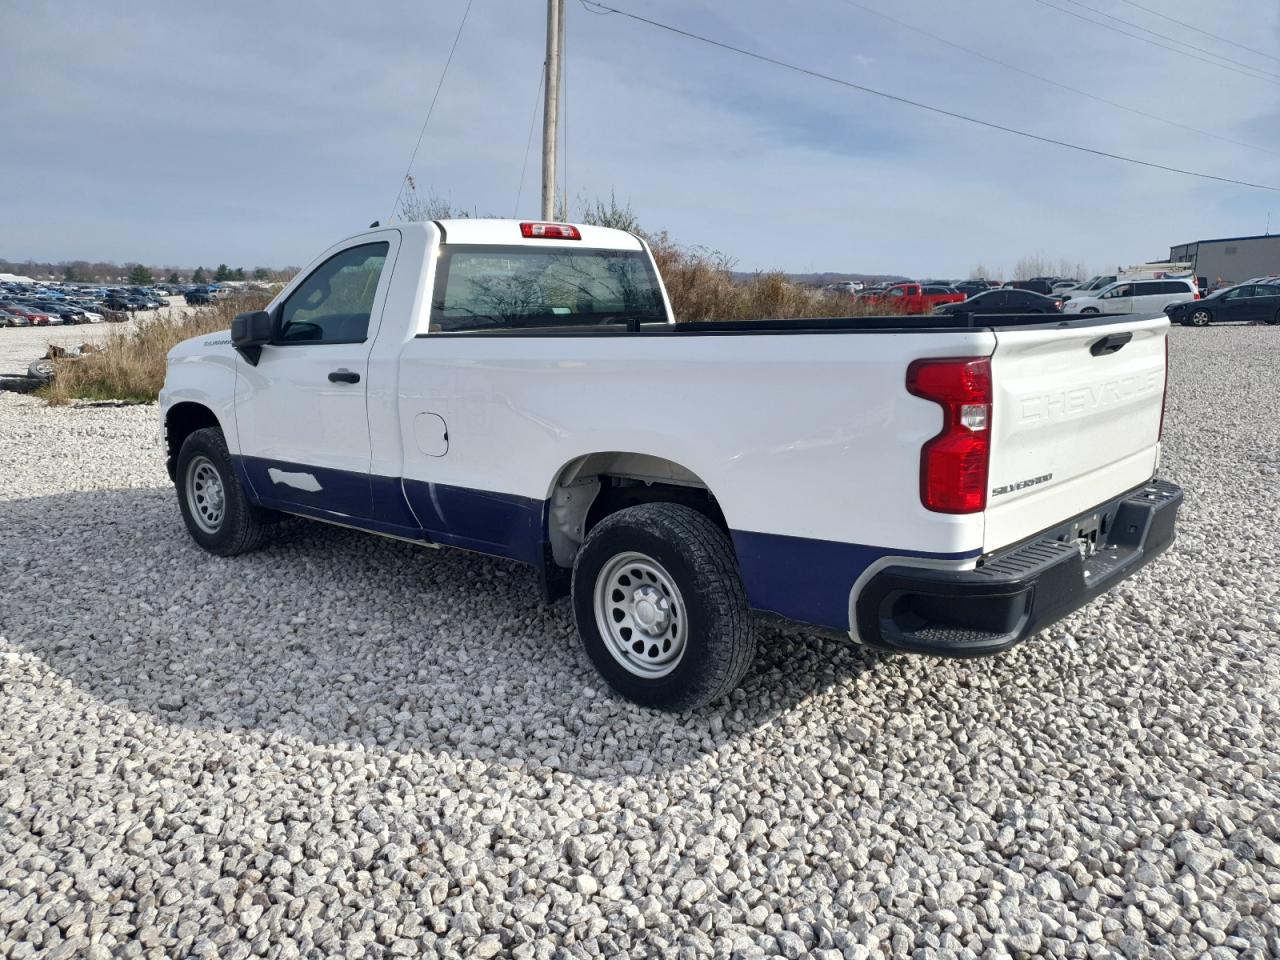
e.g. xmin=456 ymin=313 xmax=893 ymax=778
xmin=0 ymin=258 xmax=298 ymax=285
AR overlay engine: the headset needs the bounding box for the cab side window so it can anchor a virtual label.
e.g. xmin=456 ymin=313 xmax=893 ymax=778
xmin=278 ymin=242 xmax=390 ymax=344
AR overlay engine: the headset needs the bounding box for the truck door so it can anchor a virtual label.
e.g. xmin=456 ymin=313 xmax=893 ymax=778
xmin=234 ymin=232 xmax=399 ymax=520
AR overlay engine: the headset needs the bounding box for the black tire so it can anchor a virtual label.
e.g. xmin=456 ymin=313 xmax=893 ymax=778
xmin=1189 ymin=308 xmax=1212 ymax=327
xmin=175 ymin=427 xmax=273 ymax=556
xmin=571 ymin=503 xmax=756 ymax=711
xmin=27 ymin=359 xmax=54 ymax=382
xmin=1080 ymin=307 xmax=1100 ymax=315
xmin=1267 ymin=310 xmax=1280 ymax=326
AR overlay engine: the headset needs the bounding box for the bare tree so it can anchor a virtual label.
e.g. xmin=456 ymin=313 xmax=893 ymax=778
xmin=577 ymin=190 xmax=642 ymax=233
xmin=397 ymin=176 xmax=477 ymax=222
xmin=1013 ymin=255 xmax=1055 ymax=280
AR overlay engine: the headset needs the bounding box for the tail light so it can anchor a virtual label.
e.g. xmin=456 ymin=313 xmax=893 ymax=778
xmin=520 ymin=222 xmax=581 ymax=240
xmin=906 ymin=357 xmax=993 ymax=514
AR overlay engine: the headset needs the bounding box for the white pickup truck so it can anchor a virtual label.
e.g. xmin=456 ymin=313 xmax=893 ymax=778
xmin=160 ymin=219 xmax=1183 ymax=709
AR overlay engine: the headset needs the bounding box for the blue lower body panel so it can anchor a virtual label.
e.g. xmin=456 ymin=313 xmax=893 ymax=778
xmin=234 ymin=456 xmax=544 ymax=564
xmin=402 ymin=478 xmax=544 ymax=566
xmin=732 ymin=529 xmax=980 ymax=632
xmin=232 ymin=455 xmax=972 ymax=632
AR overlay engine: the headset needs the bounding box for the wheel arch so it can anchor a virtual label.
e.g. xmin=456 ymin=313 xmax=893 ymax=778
xmin=544 ymin=451 xmax=730 ymax=570
xmin=164 ymin=401 xmax=224 ymax=481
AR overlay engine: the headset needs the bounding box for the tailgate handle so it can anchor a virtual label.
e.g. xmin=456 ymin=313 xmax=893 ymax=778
xmin=1090 ymin=332 xmax=1132 ymax=356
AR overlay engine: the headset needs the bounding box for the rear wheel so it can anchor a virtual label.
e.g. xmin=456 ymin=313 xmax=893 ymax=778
xmin=1267 ymin=309 xmax=1280 ymax=326
xmin=1189 ymin=309 xmax=1212 ymax=326
xmin=1080 ymin=307 xmax=1100 ymax=315
xmin=571 ymin=503 xmax=756 ymax=711
xmin=176 ymin=427 xmax=274 ymax=556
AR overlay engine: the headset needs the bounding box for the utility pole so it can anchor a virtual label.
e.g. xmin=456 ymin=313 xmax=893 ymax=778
xmin=541 ymin=0 xmax=563 ymax=221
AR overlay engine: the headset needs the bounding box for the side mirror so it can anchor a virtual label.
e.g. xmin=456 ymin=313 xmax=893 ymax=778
xmin=231 ymin=310 xmax=274 ymax=365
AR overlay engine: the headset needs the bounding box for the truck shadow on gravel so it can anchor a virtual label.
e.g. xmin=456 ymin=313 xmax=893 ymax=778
xmin=1 ymin=487 xmax=890 ymax=777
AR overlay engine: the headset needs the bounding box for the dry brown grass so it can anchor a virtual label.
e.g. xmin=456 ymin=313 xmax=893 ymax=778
xmin=646 ymin=232 xmax=893 ymax=322
xmin=41 ymin=295 xmax=268 ymax=405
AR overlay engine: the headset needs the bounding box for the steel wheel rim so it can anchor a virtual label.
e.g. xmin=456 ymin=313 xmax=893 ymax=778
xmin=593 ymin=551 xmax=687 ymax=679
xmin=185 ymin=456 xmax=226 ymax=534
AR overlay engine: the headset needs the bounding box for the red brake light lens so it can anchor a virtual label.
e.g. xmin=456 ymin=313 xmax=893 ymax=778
xmin=519 ymin=222 xmax=581 ymax=240
xmin=906 ymin=357 xmax=993 ymax=514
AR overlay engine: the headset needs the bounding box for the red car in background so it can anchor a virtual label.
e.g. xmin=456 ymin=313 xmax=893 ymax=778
xmin=859 ymin=282 xmax=965 ymax=315
xmin=0 ymin=302 xmax=52 ymax=326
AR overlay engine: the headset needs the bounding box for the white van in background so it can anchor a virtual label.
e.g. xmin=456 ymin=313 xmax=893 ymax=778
xmin=1059 ymin=274 xmax=1117 ymax=300
xmin=1063 ymin=278 xmax=1198 ymax=315
xmin=1061 ymin=263 xmax=1195 ymax=301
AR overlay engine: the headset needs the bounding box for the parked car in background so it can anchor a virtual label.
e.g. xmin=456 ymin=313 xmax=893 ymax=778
xmin=0 ymin=302 xmax=52 ymax=325
xmin=860 ymin=282 xmax=965 ymax=314
xmin=1063 ymin=279 xmax=1197 ymax=316
xmin=952 ymin=279 xmax=998 ymax=297
xmin=1059 ymin=275 xmax=1119 ymax=300
xmin=822 ymin=280 xmax=865 ymax=296
xmin=31 ymin=301 xmax=87 ymax=324
xmin=0 ymin=308 xmax=29 ymax=327
xmin=1165 ymin=282 xmax=1280 ymax=326
xmin=67 ymin=303 xmax=106 ymax=323
xmin=933 ymin=288 xmax=1064 ymax=316
xmin=185 ymin=286 xmax=214 ymax=305
xmin=1006 ymin=279 xmax=1055 ymax=296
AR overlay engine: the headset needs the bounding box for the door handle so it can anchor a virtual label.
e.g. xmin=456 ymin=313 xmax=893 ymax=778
xmin=328 ymin=369 xmax=361 ymax=384
xmin=1089 ymin=332 xmax=1132 ymax=356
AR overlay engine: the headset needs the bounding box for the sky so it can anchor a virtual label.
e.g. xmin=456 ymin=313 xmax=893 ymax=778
xmin=3 ymin=0 xmax=1279 ymax=277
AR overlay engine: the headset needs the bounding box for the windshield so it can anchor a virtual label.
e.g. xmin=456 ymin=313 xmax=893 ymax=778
xmin=431 ymin=245 xmax=667 ymax=332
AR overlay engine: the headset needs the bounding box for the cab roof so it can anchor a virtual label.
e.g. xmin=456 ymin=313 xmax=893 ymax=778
xmin=431 ymin=218 xmax=644 ymax=251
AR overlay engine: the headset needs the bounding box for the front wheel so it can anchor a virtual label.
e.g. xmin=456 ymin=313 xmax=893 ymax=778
xmin=1080 ymin=307 xmax=1100 ymax=315
xmin=1189 ymin=309 xmax=1212 ymax=326
xmin=176 ymin=427 xmax=274 ymax=556
xmin=571 ymin=503 xmax=757 ymax=711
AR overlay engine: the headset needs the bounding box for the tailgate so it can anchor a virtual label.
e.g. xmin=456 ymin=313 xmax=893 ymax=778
xmin=984 ymin=315 xmax=1167 ymax=552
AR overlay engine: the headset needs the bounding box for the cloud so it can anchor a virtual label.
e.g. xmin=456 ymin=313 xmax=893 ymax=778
xmin=3 ymin=0 xmax=1277 ymax=277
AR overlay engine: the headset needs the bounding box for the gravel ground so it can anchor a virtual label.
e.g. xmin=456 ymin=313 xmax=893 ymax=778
xmin=1 ymin=325 xmax=1277 ymax=959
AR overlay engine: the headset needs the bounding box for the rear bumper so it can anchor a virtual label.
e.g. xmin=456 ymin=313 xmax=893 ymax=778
xmin=854 ymin=479 xmax=1182 ymax=655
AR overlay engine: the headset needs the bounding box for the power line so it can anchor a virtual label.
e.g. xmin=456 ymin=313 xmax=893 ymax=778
xmin=1110 ymin=0 xmax=1280 ymax=66
xmin=578 ymin=0 xmax=1280 ymax=193
xmin=835 ymin=0 xmax=1280 ymax=158
xmin=514 ymin=69 xmax=545 ymax=216
xmin=388 ymin=0 xmax=475 ymax=223
xmin=1030 ymin=0 xmax=1280 ymax=87
xmin=1052 ymin=0 xmax=1280 ymax=80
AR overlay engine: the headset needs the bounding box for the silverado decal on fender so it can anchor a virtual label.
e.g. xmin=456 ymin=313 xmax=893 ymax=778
xmin=1017 ymin=369 xmax=1161 ymax=424
xmin=992 ymin=473 xmax=1053 ymax=497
